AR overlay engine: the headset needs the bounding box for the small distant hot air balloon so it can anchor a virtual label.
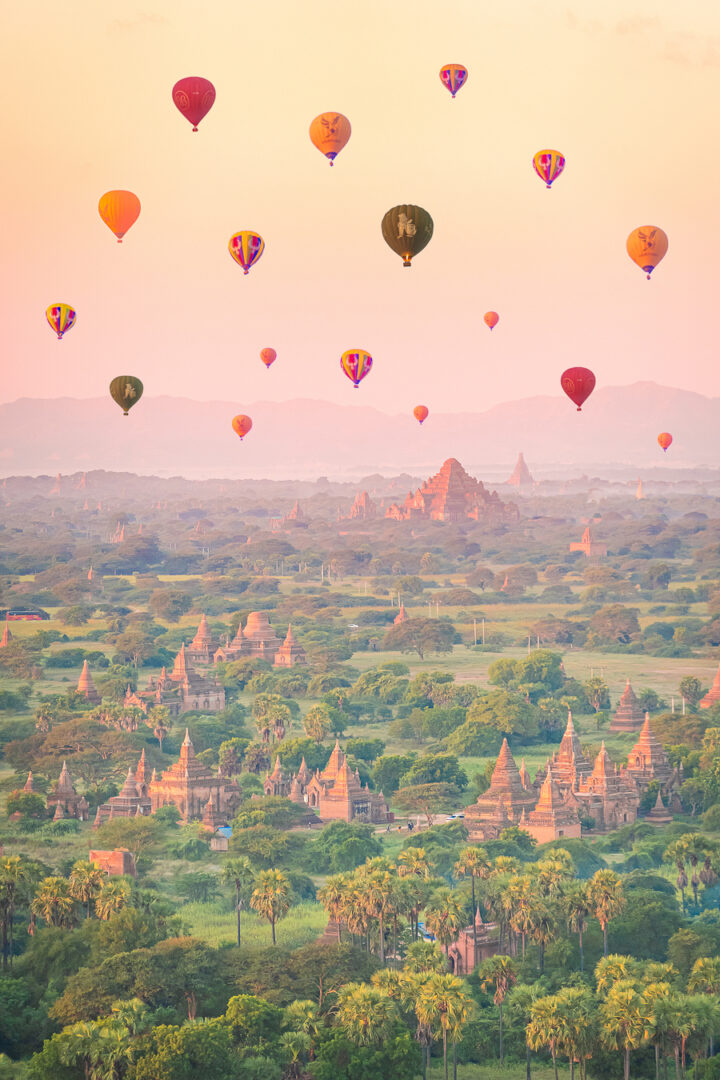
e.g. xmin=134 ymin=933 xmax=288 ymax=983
xmin=484 ymin=311 xmax=499 ymax=330
xmin=658 ymin=432 xmax=673 ymax=452
xmin=560 ymin=367 xmax=595 ymax=411
xmin=46 ymin=304 xmax=76 ymax=340
xmin=533 ymin=150 xmax=565 ymax=189
xmin=172 ymin=76 xmax=216 ymax=131
xmin=627 ymin=226 xmax=668 ymax=280
xmin=260 ymin=348 xmax=276 ymax=370
xmin=232 ymin=414 xmax=253 ymax=440
xmin=309 ymin=113 xmax=351 ymax=165
xmin=229 ymin=231 xmax=265 ymax=275
xmin=98 ymin=191 xmax=141 ymax=242
xmin=381 ymin=205 xmax=434 ymax=267
xmin=439 ymin=64 xmax=468 ymax=98
xmin=413 ymin=405 xmax=429 ymax=425
xmin=341 ymin=349 xmax=373 ymax=388
xmin=109 ymin=376 xmax=143 ymax=416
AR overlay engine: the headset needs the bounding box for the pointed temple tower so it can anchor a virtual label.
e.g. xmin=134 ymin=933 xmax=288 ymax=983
xmin=76 ymin=660 xmax=101 ymax=704
xmin=46 ymin=761 xmax=89 ymax=820
xmin=610 ymin=679 xmax=646 ymax=732
xmin=636 ymin=479 xmax=645 ymax=500
xmin=699 ymin=663 xmax=720 ymax=709
xmin=148 ymin=729 xmax=241 ymax=821
xmin=570 ymin=526 xmax=607 ymax=558
xmin=625 ymin=715 xmax=675 ymax=790
xmin=385 ymin=458 xmax=518 ymax=524
xmin=521 ymin=765 xmax=582 ymax=843
xmin=0 ymin=620 xmax=11 ymax=649
xmin=549 ymin=714 xmax=592 ymax=789
xmin=349 ymin=491 xmax=377 ymax=520
xmin=187 ymin=614 xmax=218 ymax=665
xmin=465 ymin=738 xmax=537 ymax=840
xmin=507 ymin=452 xmax=534 ymax=487
xmin=394 ymin=603 xmax=409 ymax=625
xmin=273 ymin=625 xmax=308 ymax=667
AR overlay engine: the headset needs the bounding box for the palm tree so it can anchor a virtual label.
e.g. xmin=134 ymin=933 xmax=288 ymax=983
xmin=530 ymin=901 xmax=557 ymax=975
xmin=536 ymin=850 xmax=574 ymax=897
xmin=600 ymin=982 xmax=651 ymax=1080
xmin=527 ymin=995 xmax=564 ymax=1080
xmin=454 ymin=846 xmax=491 ymax=966
xmin=69 ymin=860 xmax=105 ymax=919
xmin=279 ymin=1031 xmax=311 ymax=1078
xmin=555 ymin=987 xmax=598 ymax=1080
xmin=95 ymin=879 xmax=131 ymax=920
xmin=398 ymin=847 xmax=433 ymax=879
xmin=507 ymin=875 xmax=537 ymax=959
xmin=587 ymin=869 xmax=625 ymax=957
xmin=507 ymin=983 xmax=542 ymax=1080
xmin=688 ymin=957 xmax=720 ymax=1055
xmin=303 ymin=705 xmax=332 ymax=744
xmin=595 ymin=954 xmax=637 ymax=997
xmin=564 ymin=882 xmax=592 ymax=972
xmin=318 ymin=872 xmax=350 ymax=942
xmin=250 ymin=868 xmax=291 ymax=944
xmin=335 ymin=983 xmax=398 ymax=1046
xmin=32 ymin=876 xmax=75 ymax=928
xmin=363 ymin=869 xmax=397 ymax=963
xmin=0 ymin=855 xmax=37 ymax=968
xmin=222 ymin=856 xmax=255 ymax=946
xmin=478 ymin=954 xmax=518 ymax=1064
xmin=424 ymin=888 xmax=464 ymax=957
xmin=685 ymin=995 xmax=720 ymax=1080
xmin=643 ymin=981 xmax=673 ymax=1080
xmin=415 ymin=972 xmax=473 ymax=1080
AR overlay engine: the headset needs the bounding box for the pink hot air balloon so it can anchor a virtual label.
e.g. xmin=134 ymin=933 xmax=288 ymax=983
xmin=172 ymin=77 xmax=216 ymax=131
xmin=260 ymin=348 xmax=276 ymax=370
xmin=484 ymin=311 xmax=499 ymax=330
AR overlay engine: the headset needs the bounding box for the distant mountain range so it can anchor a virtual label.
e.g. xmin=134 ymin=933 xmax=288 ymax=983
xmin=1 ymin=382 xmax=718 ymax=480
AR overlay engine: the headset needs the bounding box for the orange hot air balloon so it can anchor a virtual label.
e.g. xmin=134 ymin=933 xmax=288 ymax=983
xmin=309 ymin=112 xmax=351 ymax=165
xmin=260 ymin=348 xmax=276 ymax=370
xmin=98 ymin=191 xmax=141 ymax=242
xmin=560 ymin=367 xmax=596 ymax=411
xmin=413 ymin=405 xmax=429 ymax=425
xmin=232 ymin=415 xmax=253 ymax=440
xmin=658 ymin=432 xmax=673 ymax=452
xmin=627 ymin=226 xmax=668 ymax=279
xmin=484 ymin=311 xmax=499 ymax=330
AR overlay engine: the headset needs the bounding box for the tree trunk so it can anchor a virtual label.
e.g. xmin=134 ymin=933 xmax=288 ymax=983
xmin=471 ymin=876 xmax=478 ymax=968
xmin=655 ymin=1043 xmax=660 ymax=1080
xmin=624 ymin=1048 xmax=630 ymax=1080
xmin=522 ymin=932 xmax=526 ymax=959
xmin=674 ymin=1045 xmax=681 ymax=1080
xmin=603 ymin=924 xmax=608 ymax=957
xmin=453 ymin=1042 xmax=457 ymax=1080
xmin=379 ymin=913 xmax=385 ymax=963
xmin=499 ymin=1003 xmax=504 ymax=1064
xmin=526 ymin=1043 xmax=532 ymax=1080
xmin=443 ymin=1028 xmax=448 ymax=1080
xmin=271 ymin=917 xmax=276 ymax=945
xmin=579 ymin=927 xmax=584 ymax=972
xmin=570 ymin=1057 xmax=575 ymax=1080
xmin=236 ymin=886 xmax=241 ymax=947
xmin=552 ymin=1047 xmax=558 ymax=1080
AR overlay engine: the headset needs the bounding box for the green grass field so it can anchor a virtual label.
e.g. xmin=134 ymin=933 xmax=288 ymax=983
xmin=181 ymin=898 xmax=327 ymax=948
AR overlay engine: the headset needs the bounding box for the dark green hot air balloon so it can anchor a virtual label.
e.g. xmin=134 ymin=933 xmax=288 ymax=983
xmin=381 ymin=204 xmax=433 ymax=267
xmin=109 ymin=376 xmax=144 ymax=416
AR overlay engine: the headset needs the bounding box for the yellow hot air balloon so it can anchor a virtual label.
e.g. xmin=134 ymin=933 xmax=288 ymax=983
xmin=109 ymin=376 xmax=143 ymax=416
xmin=309 ymin=113 xmax=351 ymax=165
xmin=98 ymin=191 xmax=141 ymax=242
xmin=627 ymin=226 xmax=668 ymax=279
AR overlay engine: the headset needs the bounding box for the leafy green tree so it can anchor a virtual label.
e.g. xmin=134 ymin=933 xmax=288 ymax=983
xmin=335 ymin=983 xmax=398 ymax=1046
xmin=680 ymin=677 xmax=704 ymax=709
xmin=372 ymin=754 xmax=416 ymax=796
xmin=401 ymin=753 xmax=468 ymax=791
xmin=250 ymin=869 xmax=292 ymax=945
xmin=132 ymin=1017 xmax=242 ymax=1080
xmin=393 ymin=783 xmax=460 ymax=826
xmin=302 ymin=705 xmax=332 ymax=744
xmin=148 ymin=589 xmax=192 ymax=622
xmin=381 ymin=618 xmax=457 ymax=660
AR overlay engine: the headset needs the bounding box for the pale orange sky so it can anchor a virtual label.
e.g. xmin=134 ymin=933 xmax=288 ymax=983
xmin=4 ymin=0 xmax=720 ymax=415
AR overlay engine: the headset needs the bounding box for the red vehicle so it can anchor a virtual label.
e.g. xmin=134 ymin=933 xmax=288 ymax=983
xmin=0 ymin=608 xmax=50 ymax=621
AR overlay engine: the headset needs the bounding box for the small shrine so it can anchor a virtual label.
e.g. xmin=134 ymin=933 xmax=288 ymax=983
xmin=610 ymin=679 xmax=646 ymax=732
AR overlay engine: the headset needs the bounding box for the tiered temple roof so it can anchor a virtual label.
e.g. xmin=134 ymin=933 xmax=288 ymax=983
xmin=625 ymin=715 xmax=674 ymax=789
xmin=699 ymin=664 xmax=720 ymax=709
xmin=522 ymin=765 xmax=581 ymax=843
xmin=507 ymin=452 xmax=534 ymax=487
xmin=349 ymin=491 xmax=377 ymax=520
xmin=274 ymin=625 xmax=308 ymax=667
xmin=187 ymin=614 xmax=218 ymax=664
xmin=394 ymin=603 xmax=409 ymax=624
xmin=610 ymin=679 xmax=646 ymax=732
xmin=149 ymin=729 xmax=241 ymax=821
xmin=385 ymin=459 xmax=518 ymax=524
xmin=549 ymin=714 xmax=592 ymax=788
xmin=46 ymin=761 xmax=89 ymax=821
xmin=77 ymin=660 xmax=101 ymax=703
xmin=465 ymin=739 xmax=537 ymax=839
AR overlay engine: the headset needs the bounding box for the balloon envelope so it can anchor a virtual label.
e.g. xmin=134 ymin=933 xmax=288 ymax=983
xmin=560 ymin=367 xmax=595 ymax=411
xmin=341 ymin=349 xmax=373 ymax=388
xmin=627 ymin=226 xmax=668 ymax=279
xmin=533 ymin=150 xmax=565 ymax=188
xmin=413 ymin=405 xmax=429 ymax=424
xmin=109 ymin=376 xmax=143 ymax=415
xmin=98 ymin=191 xmax=141 ymax=242
xmin=260 ymin=348 xmax=277 ymax=369
xmin=381 ymin=205 xmax=434 ymax=267
xmin=658 ymin=432 xmax=673 ymax=452
xmin=172 ymin=76 xmax=216 ymax=130
xmin=484 ymin=311 xmax=499 ymax=330
xmin=309 ymin=113 xmax=351 ymax=164
xmin=46 ymin=304 xmax=76 ymax=340
xmin=232 ymin=414 xmax=253 ymax=440
xmin=439 ymin=64 xmax=468 ymax=98
xmin=229 ymin=231 xmax=265 ymax=274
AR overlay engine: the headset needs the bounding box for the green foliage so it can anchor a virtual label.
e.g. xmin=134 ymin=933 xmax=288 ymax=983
xmin=400 ymin=752 xmax=468 ymax=790
xmin=308 ymin=821 xmax=382 ymax=872
xmin=232 ymin=797 xmax=307 ymax=831
xmin=311 ymin=1023 xmax=420 ymax=1080
xmin=372 ymin=754 xmax=416 ymax=796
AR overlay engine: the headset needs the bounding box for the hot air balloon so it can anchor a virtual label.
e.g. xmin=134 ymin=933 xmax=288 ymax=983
xmin=309 ymin=113 xmax=351 ymax=165
xmin=172 ymin=76 xmax=216 ymax=131
xmin=658 ymin=432 xmax=673 ymax=452
xmin=413 ymin=405 xmax=429 ymax=425
xmin=560 ymin=367 xmax=595 ymax=411
xmin=381 ymin=205 xmax=433 ymax=267
xmin=533 ymin=150 xmax=565 ymax=189
xmin=484 ymin=311 xmax=499 ymax=330
xmin=46 ymin=304 xmax=76 ymax=340
xmin=232 ymin=414 xmax=253 ymax=440
xmin=340 ymin=349 xmax=373 ymax=388
xmin=229 ymin=232 xmax=265 ymax=275
xmin=627 ymin=227 xmax=668 ymax=280
xmin=109 ymin=376 xmax=143 ymax=416
xmin=439 ymin=64 xmax=468 ymax=98
xmin=98 ymin=191 xmax=141 ymax=242
xmin=260 ymin=348 xmax=276 ymax=370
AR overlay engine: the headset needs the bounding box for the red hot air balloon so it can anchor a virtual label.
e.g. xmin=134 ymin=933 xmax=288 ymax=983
xmin=484 ymin=311 xmax=499 ymax=330
xmin=560 ymin=367 xmax=596 ymax=411
xmin=232 ymin=414 xmax=253 ymax=440
xmin=260 ymin=348 xmax=276 ymax=370
xmin=658 ymin=432 xmax=673 ymax=452
xmin=172 ymin=77 xmax=216 ymax=131
xmin=413 ymin=405 xmax=429 ymax=425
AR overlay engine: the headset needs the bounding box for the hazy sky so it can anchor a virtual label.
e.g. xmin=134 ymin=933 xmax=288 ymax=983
xmin=5 ymin=0 xmax=720 ymax=416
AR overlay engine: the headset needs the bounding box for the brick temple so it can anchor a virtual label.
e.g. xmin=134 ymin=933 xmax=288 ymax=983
xmin=610 ymin=679 xmax=646 ymax=732
xmin=385 ymin=458 xmax=519 ymax=524
xmin=265 ymin=741 xmax=389 ymax=824
xmin=124 ymin=643 xmax=226 ymax=716
xmin=214 ymin=611 xmax=306 ymax=667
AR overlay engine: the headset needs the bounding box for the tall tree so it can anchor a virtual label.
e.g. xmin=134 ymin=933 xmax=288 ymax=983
xmin=69 ymin=860 xmax=105 ymax=919
xmin=415 ymin=972 xmax=473 ymax=1080
xmin=32 ymin=876 xmax=75 ymax=928
xmin=588 ymin=869 xmax=625 ymax=957
xmin=454 ymin=846 xmax=491 ymax=967
xmin=221 ymin=856 xmax=255 ymax=947
xmin=250 ymin=868 xmax=292 ymax=945
xmin=564 ymin=881 xmax=592 ymax=972
xmin=335 ymin=983 xmax=398 ymax=1046
xmin=600 ymin=983 xmax=651 ymax=1080
xmin=95 ymin=879 xmax=131 ymax=920
xmin=478 ymin=954 xmax=518 ymax=1064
